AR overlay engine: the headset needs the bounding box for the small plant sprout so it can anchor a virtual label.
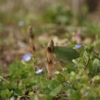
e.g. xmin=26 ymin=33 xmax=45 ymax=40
xmin=46 ymin=60 xmax=53 ymax=80
xmin=73 ymin=44 xmax=82 ymax=49
xmin=22 ymin=54 xmax=32 ymax=62
xmin=47 ymin=39 xmax=54 ymax=62
xmin=46 ymin=40 xmax=54 ymax=79
xmin=28 ymin=25 xmax=35 ymax=54
xmin=35 ymin=68 xmax=43 ymax=74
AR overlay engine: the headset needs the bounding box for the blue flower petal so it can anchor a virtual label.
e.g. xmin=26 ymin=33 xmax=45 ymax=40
xmin=22 ymin=54 xmax=32 ymax=62
xmin=18 ymin=21 xmax=25 ymax=27
xmin=73 ymin=45 xmax=82 ymax=49
xmin=35 ymin=69 xmax=43 ymax=74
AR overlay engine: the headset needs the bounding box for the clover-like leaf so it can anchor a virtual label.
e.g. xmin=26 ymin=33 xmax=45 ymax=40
xmin=50 ymin=85 xmax=62 ymax=96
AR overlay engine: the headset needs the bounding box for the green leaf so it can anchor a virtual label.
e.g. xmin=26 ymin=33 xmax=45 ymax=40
xmin=42 ymin=95 xmax=53 ymax=100
xmin=93 ymin=58 xmax=100 ymax=72
xmin=14 ymin=88 xmax=22 ymax=96
xmin=54 ymin=46 xmax=79 ymax=62
xmin=48 ymin=80 xmax=61 ymax=90
xmin=0 ymin=67 xmax=3 ymax=73
xmin=0 ymin=89 xmax=13 ymax=98
xmin=50 ymin=85 xmax=62 ymax=96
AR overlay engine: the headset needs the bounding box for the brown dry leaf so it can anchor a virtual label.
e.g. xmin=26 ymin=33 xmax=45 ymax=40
xmin=84 ymin=37 xmax=92 ymax=44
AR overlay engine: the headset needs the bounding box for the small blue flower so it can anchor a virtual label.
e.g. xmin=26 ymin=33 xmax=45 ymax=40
xmin=73 ymin=45 xmax=82 ymax=49
xmin=85 ymin=91 xmax=89 ymax=96
xmin=35 ymin=68 xmax=43 ymax=74
xmin=18 ymin=21 xmax=25 ymax=27
xmin=22 ymin=54 xmax=32 ymax=62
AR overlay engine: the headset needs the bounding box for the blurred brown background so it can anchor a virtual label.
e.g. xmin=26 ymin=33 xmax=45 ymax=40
xmin=0 ymin=0 xmax=100 ymax=70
